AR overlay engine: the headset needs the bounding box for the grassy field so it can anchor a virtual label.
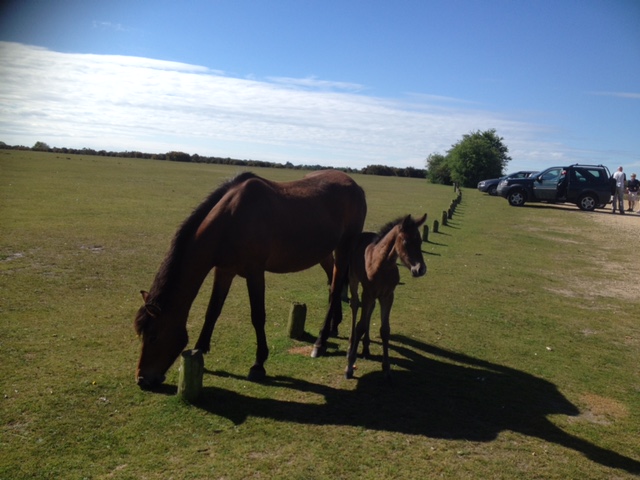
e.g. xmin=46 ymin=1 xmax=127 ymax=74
xmin=1 ymin=150 xmax=638 ymax=479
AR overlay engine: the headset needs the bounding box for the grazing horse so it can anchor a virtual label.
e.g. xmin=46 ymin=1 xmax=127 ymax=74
xmin=134 ymin=170 xmax=367 ymax=389
xmin=345 ymin=214 xmax=427 ymax=380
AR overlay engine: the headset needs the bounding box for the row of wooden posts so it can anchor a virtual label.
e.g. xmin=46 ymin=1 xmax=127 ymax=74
xmin=422 ymin=185 xmax=463 ymax=241
xmin=177 ymin=185 xmax=463 ymax=402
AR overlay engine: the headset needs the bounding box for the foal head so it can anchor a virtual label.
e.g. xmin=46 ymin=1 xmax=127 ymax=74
xmin=134 ymin=291 xmax=188 ymax=389
xmin=395 ymin=214 xmax=427 ymax=277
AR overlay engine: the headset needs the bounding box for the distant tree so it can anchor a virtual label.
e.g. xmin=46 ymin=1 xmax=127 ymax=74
xmin=362 ymin=164 xmax=395 ymax=176
xmin=425 ymin=153 xmax=451 ymax=184
xmin=166 ymin=151 xmax=191 ymax=162
xmin=400 ymin=166 xmax=426 ymax=179
xmin=32 ymin=141 xmax=50 ymax=151
xmin=446 ymin=129 xmax=511 ymax=188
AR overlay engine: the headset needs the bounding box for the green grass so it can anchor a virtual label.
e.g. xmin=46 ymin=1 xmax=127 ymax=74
xmin=1 ymin=150 xmax=639 ymax=479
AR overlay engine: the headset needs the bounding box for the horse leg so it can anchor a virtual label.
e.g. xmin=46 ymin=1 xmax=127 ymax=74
xmin=312 ymin=248 xmax=348 ymax=357
xmin=345 ymin=291 xmax=374 ymax=379
xmin=246 ymin=272 xmax=269 ymax=381
xmin=378 ymin=292 xmax=394 ymax=379
xmin=195 ymin=268 xmax=235 ymax=353
xmin=320 ymin=254 xmax=344 ymax=335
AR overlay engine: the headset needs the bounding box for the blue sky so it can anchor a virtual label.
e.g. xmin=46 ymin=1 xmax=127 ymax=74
xmin=0 ymin=0 xmax=638 ymax=173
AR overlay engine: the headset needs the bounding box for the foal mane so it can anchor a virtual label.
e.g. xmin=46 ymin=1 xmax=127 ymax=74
xmin=373 ymin=216 xmax=406 ymax=244
xmin=149 ymin=171 xmax=258 ymax=305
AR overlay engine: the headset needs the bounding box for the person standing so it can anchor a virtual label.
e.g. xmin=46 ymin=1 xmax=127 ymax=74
xmin=612 ymin=166 xmax=626 ymax=214
xmin=627 ymin=173 xmax=639 ymax=212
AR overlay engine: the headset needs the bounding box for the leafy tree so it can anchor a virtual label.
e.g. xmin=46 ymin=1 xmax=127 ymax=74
xmin=425 ymin=153 xmax=451 ymax=184
xmin=446 ymin=129 xmax=511 ymax=188
xmin=32 ymin=141 xmax=50 ymax=151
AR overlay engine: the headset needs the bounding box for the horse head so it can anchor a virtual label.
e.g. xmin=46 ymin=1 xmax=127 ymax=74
xmin=397 ymin=214 xmax=427 ymax=277
xmin=134 ymin=291 xmax=188 ymax=389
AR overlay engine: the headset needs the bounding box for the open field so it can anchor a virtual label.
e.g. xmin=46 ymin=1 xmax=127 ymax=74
xmin=1 ymin=150 xmax=639 ymax=479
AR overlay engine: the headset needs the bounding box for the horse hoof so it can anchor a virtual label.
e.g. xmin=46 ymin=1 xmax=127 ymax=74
xmin=345 ymin=369 xmax=354 ymax=379
xmin=310 ymin=345 xmax=326 ymax=358
xmin=248 ymin=365 xmax=266 ymax=382
xmin=194 ymin=343 xmax=210 ymax=354
xmin=330 ymin=328 xmax=339 ymax=338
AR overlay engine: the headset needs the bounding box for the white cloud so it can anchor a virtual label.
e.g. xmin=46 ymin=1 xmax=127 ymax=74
xmin=0 ymin=41 xmax=601 ymax=170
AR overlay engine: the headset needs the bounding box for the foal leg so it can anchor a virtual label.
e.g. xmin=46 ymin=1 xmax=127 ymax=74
xmin=195 ymin=268 xmax=235 ymax=353
xmin=345 ymin=275 xmax=360 ymax=378
xmin=246 ymin=272 xmax=269 ymax=381
xmin=378 ymin=292 xmax=394 ymax=379
xmin=345 ymin=291 xmax=375 ymax=379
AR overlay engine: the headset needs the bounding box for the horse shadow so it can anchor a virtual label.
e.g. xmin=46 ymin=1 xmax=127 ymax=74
xmin=193 ymin=335 xmax=640 ymax=475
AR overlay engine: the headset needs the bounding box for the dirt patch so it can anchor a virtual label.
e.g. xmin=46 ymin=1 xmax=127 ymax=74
xmin=570 ymin=393 xmax=629 ymax=425
xmin=541 ymin=209 xmax=639 ymax=302
xmin=587 ymin=210 xmax=640 ymax=241
xmin=288 ymin=345 xmax=314 ymax=356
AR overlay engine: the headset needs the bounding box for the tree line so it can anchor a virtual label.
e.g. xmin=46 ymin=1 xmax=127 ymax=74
xmin=2 ymin=129 xmax=511 ymax=185
xmin=0 ymin=141 xmax=427 ymax=179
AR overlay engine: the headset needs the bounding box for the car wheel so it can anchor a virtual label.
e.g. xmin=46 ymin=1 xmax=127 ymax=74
xmin=577 ymin=193 xmax=597 ymax=211
xmin=488 ymin=185 xmax=498 ymax=196
xmin=507 ymin=190 xmax=526 ymax=207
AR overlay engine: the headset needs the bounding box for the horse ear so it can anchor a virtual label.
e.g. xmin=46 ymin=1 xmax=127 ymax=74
xmin=402 ymin=214 xmax=413 ymax=229
xmin=416 ymin=213 xmax=427 ymax=227
xmin=140 ymin=290 xmax=149 ymax=302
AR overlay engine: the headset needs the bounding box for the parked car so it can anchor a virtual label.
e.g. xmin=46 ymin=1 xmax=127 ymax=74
xmin=497 ymin=164 xmax=612 ymax=211
xmin=477 ymin=171 xmax=536 ymax=195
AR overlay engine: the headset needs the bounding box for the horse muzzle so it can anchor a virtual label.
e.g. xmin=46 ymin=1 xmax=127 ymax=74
xmin=411 ymin=263 xmax=427 ymax=277
xmin=136 ymin=373 xmax=166 ymax=390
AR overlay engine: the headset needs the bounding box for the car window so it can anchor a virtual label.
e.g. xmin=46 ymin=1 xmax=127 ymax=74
xmin=540 ymin=168 xmax=563 ymax=181
xmin=573 ymin=168 xmax=604 ymax=183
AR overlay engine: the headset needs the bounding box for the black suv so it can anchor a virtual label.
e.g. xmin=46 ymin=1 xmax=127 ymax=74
xmin=497 ymin=164 xmax=612 ymax=211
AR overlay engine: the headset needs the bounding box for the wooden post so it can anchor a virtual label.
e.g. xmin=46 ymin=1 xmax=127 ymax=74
xmin=178 ymin=349 xmax=204 ymax=402
xmin=441 ymin=210 xmax=448 ymax=226
xmin=433 ymin=219 xmax=439 ymax=233
xmin=288 ymin=302 xmax=307 ymax=339
xmin=448 ymin=208 xmax=453 ymax=220
xmin=422 ymin=224 xmax=429 ymax=242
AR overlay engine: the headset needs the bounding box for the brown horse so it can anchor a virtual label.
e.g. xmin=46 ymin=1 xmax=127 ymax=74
xmin=345 ymin=214 xmax=427 ymax=380
xmin=134 ymin=170 xmax=366 ymax=388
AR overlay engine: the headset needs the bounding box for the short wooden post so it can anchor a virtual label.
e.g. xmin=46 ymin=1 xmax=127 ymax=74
xmin=178 ymin=349 xmax=204 ymax=402
xmin=288 ymin=302 xmax=307 ymax=339
xmin=448 ymin=208 xmax=453 ymax=220
xmin=441 ymin=210 xmax=448 ymax=226
xmin=433 ymin=219 xmax=439 ymax=233
xmin=422 ymin=224 xmax=429 ymax=242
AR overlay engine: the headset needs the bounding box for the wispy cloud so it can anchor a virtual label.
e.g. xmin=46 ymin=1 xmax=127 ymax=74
xmin=92 ymin=21 xmax=127 ymax=32
xmin=588 ymin=91 xmax=640 ymax=100
xmin=0 ymin=41 xmax=597 ymax=169
xmin=267 ymin=76 xmax=365 ymax=92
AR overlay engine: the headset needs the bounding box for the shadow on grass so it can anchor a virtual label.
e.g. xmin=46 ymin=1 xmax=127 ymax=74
xmin=192 ymin=335 xmax=640 ymax=475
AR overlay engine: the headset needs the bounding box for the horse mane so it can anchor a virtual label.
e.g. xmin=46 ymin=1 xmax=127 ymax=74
xmin=150 ymin=171 xmax=258 ymax=305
